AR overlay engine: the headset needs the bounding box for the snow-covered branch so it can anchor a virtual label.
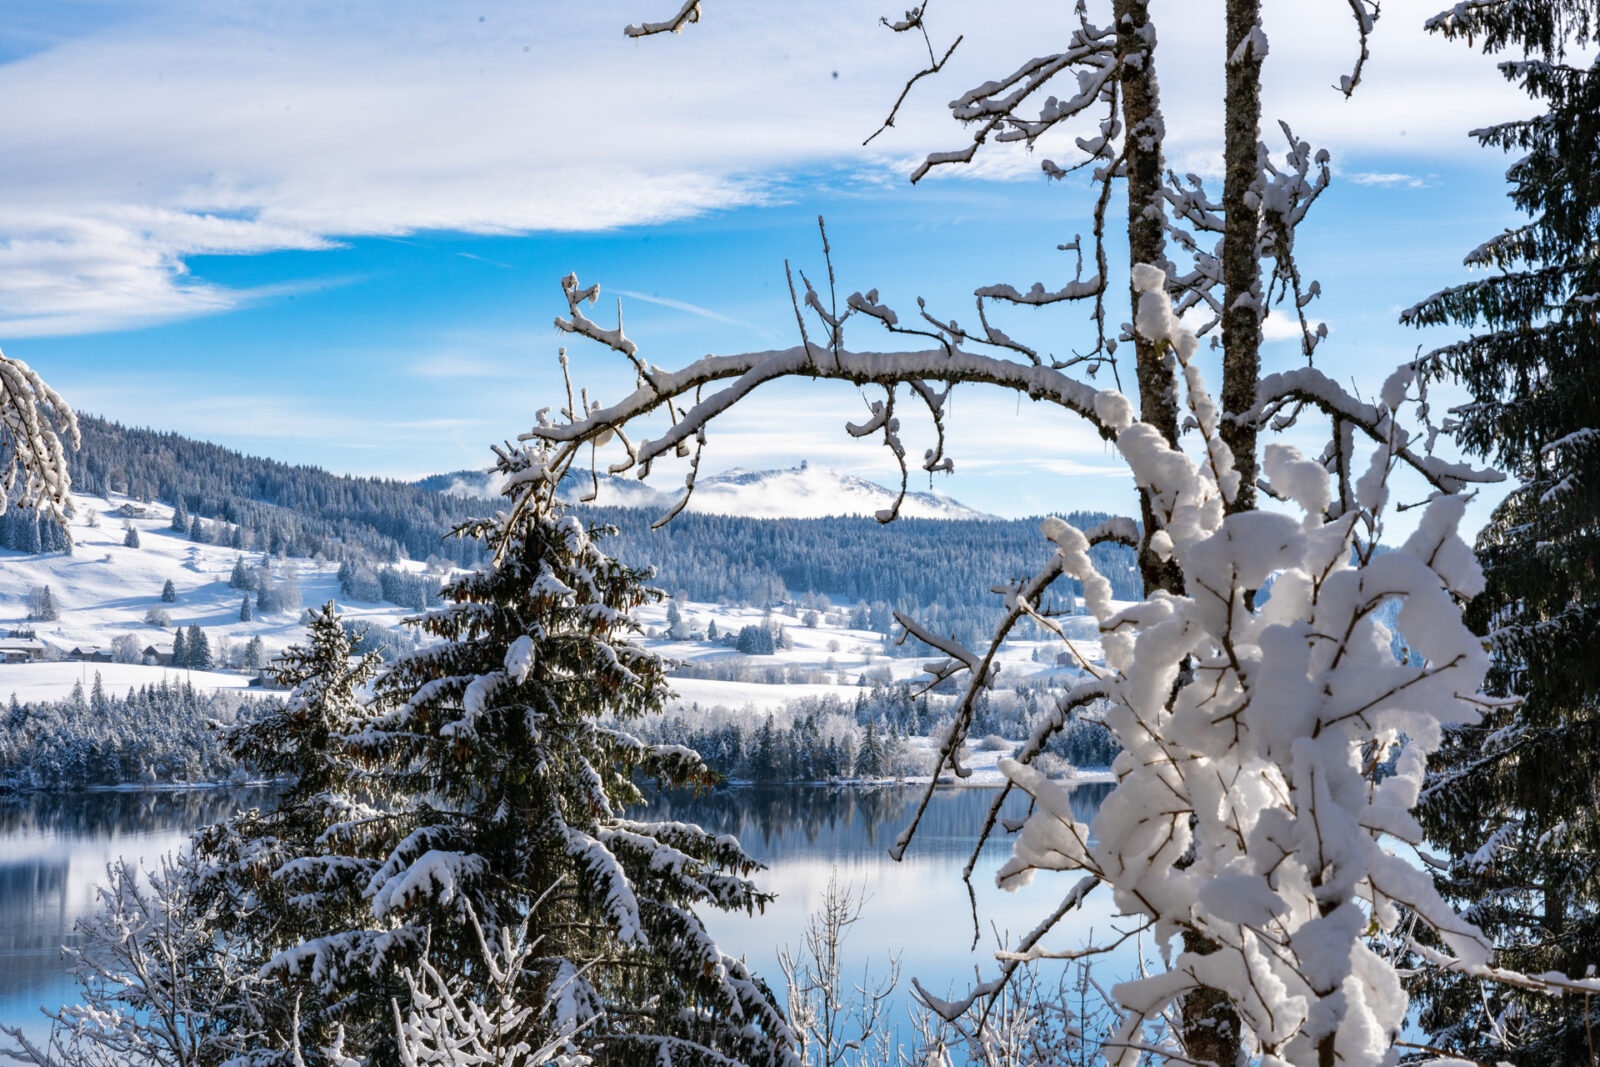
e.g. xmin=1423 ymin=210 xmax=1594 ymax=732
xmin=0 ymin=350 xmax=78 ymax=524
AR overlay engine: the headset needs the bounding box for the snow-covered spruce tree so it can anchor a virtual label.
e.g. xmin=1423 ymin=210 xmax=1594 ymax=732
xmin=332 ymin=479 xmax=796 ymax=1067
xmin=187 ymin=604 xmax=398 ymax=1063
xmin=1400 ymin=3 xmax=1600 ymax=1061
xmin=0 ymin=349 xmax=77 ymax=525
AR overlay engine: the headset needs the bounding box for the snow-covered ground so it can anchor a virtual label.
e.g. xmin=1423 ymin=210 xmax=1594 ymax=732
xmin=0 ymin=492 xmax=421 ymax=701
xmin=3 ymin=492 xmax=1112 ymax=775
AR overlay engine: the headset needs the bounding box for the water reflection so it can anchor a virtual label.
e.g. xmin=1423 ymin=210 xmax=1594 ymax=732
xmin=0 ymin=787 xmax=278 ymax=1038
xmin=0 ymin=782 xmax=1122 ymax=1041
xmin=634 ymin=782 xmax=1126 ymax=1018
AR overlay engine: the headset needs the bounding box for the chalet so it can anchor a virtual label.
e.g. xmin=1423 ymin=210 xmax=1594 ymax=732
xmin=68 ymin=646 xmax=114 ymax=663
xmin=142 ymin=644 xmax=173 ymax=667
xmin=0 ymin=639 xmax=46 ymax=663
xmin=117 ymin=503 xmax=148 ymax=518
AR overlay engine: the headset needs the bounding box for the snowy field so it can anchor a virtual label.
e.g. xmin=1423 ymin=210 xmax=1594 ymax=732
xmin=0 ymin=492 xmax=421 ymax=701
xmin=2 ymin=491 xmax=1114 ymax=782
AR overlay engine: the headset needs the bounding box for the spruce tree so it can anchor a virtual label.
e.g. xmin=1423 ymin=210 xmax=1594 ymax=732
xmin=239 ymin=594 xmax=252 ymax=622
xmin=355 ymin=485 xmax=795 ymax=1067
xmin=171 ymin=627 xmax=187 ymax=669
xmin=189 ymin=515 xmax=204 ymax=542
xmin=170 ymin=494 xmax=189 ymax=533
xmin=123 ymin=524 xmax=140 ymax=548
xmin=1404 ymin=3 xmax=1600 ymax=1060
xmin=189 ymin=605 xmax=392 ymax=1062
xmin=187 ymin=625 xmax=212 ymax=672
xmin=230 ymin=557 xmax=250 ymax=589
xmin=161 ymin=578 xmax=177 ymax=603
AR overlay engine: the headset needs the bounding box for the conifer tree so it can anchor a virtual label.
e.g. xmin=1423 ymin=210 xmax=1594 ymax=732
xmin=230 ymin=557 xmax=250 ymax=589
xmin=170 ymin=494 xmax=189 ymax=533
xmin=189 ymin=605 xmax=392 ymax=1063
xmin=123 ymin=523 xmax=140 ymax=548
xmin=161 ymin=579 xmax=177 ymax=603
xmin=171 ymin=627 xmax=187 ymax=669
xmin=239 ymin=595 xmax=252 ymax=622
xmin=189 ymin=515 xmax=204 ymax=542
xmin=1404 ymin=4 xmax=1600 ymax=1061
xmin=353 ymin=468 xmax=796 ymax=1067
xmin=187 ymin=625 xmax=212 ymax=672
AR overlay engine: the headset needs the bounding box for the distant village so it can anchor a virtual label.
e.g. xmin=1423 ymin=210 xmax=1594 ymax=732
xmin=0 ymin=631 xmax=179 ymax=667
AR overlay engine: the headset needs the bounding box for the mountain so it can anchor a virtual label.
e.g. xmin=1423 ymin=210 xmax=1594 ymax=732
xmin=421 ymin=463 xmax=995 ymax=521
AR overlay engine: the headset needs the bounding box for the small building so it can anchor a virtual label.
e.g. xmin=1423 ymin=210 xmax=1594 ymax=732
xmin=68 ymin=646 xmax=114 ymax=663
xmin=0 ymin=639 xmax=46 ymax=663
xmin=117 ymin=503 xmax=148 ymax=518
xmin=142 ymin=644 xmax=173 ymax=667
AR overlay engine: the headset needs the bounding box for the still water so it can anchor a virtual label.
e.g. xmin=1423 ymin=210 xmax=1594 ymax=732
xmin=0 ymin=783 xmax=1121 ymax=1044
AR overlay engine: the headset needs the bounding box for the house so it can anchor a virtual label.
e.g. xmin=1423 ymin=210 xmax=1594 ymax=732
xmin=68 ymin=646 xmax=114 ymax=663
xmin=0 ymin=639 xmax=46 ymax=663
xmin=142 ymin=644 xmax=173 ymax=667
xmin=117 ymin=503 xmax=148 ymax=518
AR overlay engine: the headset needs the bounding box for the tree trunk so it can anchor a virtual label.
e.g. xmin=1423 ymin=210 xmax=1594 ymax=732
xmin=1220 ymin=0 xmax=1265 ymax=516
xmin=1116 ymin=0 xmax=1186 ymax=600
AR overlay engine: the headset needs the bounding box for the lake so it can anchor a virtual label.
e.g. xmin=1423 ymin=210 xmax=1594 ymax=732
xmin=0 ymin=782 xmax=1126 ymax=1050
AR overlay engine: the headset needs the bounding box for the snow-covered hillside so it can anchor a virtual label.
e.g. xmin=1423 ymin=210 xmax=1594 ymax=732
xmin=432 ymin=463 xmax=994 ymax=520
xmin=0 ymin=494 xmax=422 ymax=701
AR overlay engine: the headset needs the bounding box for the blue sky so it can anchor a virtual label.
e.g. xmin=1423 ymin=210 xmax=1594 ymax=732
xmin=0 ymin=0 xmax=1534 ymax=526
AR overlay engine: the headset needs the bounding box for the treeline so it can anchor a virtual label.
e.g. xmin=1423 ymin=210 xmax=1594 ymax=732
xmin=582 ymin=506 xmax=1140 ymax=651
xmin=636 ymin=684 xmax=1119 ymax=783
xmin=0 ymin=677 xmax=278 ymax=792
xmin=59 ymin=416 xmax=1139 ymax=636
xmin=65 ymin=415 xmax=489 ymax=567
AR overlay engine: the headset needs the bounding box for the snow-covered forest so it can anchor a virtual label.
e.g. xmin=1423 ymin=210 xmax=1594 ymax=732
xmin=2 ymin=0 xmax=1599 ymax=1064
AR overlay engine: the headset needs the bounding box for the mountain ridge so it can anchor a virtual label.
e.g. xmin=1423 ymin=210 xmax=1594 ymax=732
xmin=418 ymin=463 xmax=995 ymax=521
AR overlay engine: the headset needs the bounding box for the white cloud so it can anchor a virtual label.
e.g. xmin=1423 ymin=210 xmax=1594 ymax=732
xmin=1348 ymin=172 xmax=1433 ymax=188
xmin=1260 ymin=311 xmax=1326 ymax=344
xmin=0 ymin=0 xmax=1533 ymax=336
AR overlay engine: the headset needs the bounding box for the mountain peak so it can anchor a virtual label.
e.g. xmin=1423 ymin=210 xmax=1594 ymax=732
xmin=421 ymin=464 xmax=993 ymax=520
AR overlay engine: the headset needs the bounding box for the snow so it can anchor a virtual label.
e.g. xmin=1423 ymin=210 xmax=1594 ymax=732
xmin=0 ymin=491 xmax=429 ymax=702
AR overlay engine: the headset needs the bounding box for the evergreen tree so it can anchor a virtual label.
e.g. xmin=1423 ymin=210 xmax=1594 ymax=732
xmin=123 ymin=523 xmax=140 ymax=548
xmin=170 ymin=494 xmax=189 ymax=533
xmin=161 ymin=578 xmax=177 ymax=603
xmin=243 ymin=635 xmax=265 ymax=671
xmin=1405 ymin=4 xmax=1600 ymax=1061
xmin=187 ymin=625 xmax=212 ymax=672
xmin=189 ymin=515 xmax=204 ymax=542
xmin=856 ymin=721 xmax=886 ymax=779
xmin=171 ymin=627 xmax=187 ymax=669
xmin=356 ymin=490 xmax=795 ymax=1067
xmin=230 ymin=557 xmax=250 ymax=589
xmin=189 ymin=606 xmax=391 ymax=1061
xmin=239 ymin=595 xmax=252 ymax=622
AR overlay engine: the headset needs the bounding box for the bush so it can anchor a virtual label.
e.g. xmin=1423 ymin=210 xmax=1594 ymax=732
xmin=144 ymin=606 xmax=172 ymax=627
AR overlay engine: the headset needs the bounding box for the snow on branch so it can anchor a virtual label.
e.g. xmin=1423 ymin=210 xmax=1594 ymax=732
xmin=0 ymin=350 xmax=78 ymax=524
xmin=1254 ymin=364 xmax=1502 ymax=497
xmin=623 ymin=0 xmax=700 ymax=38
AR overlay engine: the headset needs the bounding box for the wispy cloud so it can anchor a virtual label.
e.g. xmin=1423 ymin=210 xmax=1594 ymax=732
xmin=0 ymin=0 xmax=1527 ymax=337
xmin=611 ymin=289 xmax=765 ymax=331
xmin=1348 ymin=171 xmax=1435 ymax=188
